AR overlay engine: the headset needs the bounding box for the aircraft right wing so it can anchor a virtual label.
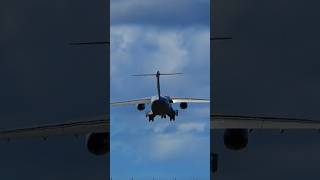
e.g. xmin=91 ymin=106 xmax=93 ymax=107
xmin=111 ymin=98 xmax=151 ymax=106
xmin=0 ymin=116 xmax=109 ymax=141
xmin=171 ymin=97 xmax=210 ymax=103
xmin=211 ymin=114 xmax=320 ymax=129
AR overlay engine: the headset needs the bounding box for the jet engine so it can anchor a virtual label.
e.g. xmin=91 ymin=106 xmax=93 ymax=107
xmin=137 ymin=103 xmax=145 ymax=111
xmin=86 ymin=132 xmax=109 ymax=155
xmin=223 ymin=129 xmax=248 ymax=150
xmin=180 ymin=102 xmax=188 ymax=109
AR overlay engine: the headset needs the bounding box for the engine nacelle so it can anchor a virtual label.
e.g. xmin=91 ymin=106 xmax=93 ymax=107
xmin=86 ymin=132 xmax=109 ymax=155
xmin=180 ymin=102 xmax=188 ymax=109
xmin=137 ymin=103 xmax=145 ymax=111
xmin=224 ymin=129 xmax=248 ymax=150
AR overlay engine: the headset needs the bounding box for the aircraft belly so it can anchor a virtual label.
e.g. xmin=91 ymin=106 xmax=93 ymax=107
xmin=151 ymin=100 xmax=169 ymax=115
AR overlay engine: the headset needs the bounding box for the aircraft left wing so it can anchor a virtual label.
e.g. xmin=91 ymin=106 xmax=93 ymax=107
xmin=171 ymin=97 xmax=210 ymax=103
xmin=111 ymin=98 xmax=151 ymax=106
xmin=0 ymin=117 xmax=109 ymax=141
xmin=211 ymin=114 xmax=320 ymax=129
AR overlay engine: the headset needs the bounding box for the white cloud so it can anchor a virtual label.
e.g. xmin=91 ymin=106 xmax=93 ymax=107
xmin=111 ymin=0 xmax=210 ymax=26
xmin=110 ymin=25 xmax=210 ymax=98
xmin=110 ymin=16 xmax=210 ymax=174
xmin=149 ymin=132 xmax=209 ymax=161
xmin=151 ymin=122 xmax=171 ymax=133
xmin=145 ymin=31 xmax=189 ymax=73
xmin=177 ymin=122 xmax=206 ymax=133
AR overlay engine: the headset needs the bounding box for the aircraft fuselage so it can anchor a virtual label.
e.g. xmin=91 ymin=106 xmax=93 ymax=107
xmin=151 ymin=96 xmax=171 ymax=115
xmin=148 ymin=96 xmax=177 ymax=121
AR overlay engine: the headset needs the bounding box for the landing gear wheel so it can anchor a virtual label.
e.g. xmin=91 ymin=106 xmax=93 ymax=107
xmin=148 ymin=116 xmax=154 ymax=122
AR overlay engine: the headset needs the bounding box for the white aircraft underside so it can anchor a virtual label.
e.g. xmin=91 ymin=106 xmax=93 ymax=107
xmin=111 ymin=95 xmax=210 ymax=121
xmin=1 ymin=115 xmax=320 ymax=141
xmin=212 ymin=114 xmax=320 ymax=129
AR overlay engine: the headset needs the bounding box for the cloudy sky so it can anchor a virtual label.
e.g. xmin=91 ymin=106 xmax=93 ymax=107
xmin=110 ymin=0 xmax=210 ymax=179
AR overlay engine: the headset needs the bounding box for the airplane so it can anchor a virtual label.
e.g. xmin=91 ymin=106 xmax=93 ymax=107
xmin=0 ymin=71 xmax=209 ymax=157
xmin=4 ymin=36 xmax=309 ymax=173
xmin=210 ymin=114 xmax=320 ymax=174
xmin=110 ymin=70 xmax=210 ymax=121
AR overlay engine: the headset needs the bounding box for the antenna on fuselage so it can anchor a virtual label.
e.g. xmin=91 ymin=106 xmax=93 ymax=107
xmin=132 ymin=71 xmax=183 ymax=99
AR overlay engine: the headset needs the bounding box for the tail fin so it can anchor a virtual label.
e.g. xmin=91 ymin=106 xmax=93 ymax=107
xmin=132 ymin=71 xmax=183 ymax=98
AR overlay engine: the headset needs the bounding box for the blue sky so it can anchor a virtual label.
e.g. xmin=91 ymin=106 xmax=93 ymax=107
xmin=110 ymin=0 xmax=210 ymax=179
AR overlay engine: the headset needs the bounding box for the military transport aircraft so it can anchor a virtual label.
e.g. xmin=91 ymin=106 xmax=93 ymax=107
xmin=111 ymin=71 xmax=210 ymax=121
xmin=211 ymin=114 xmax=320 ymax=174
xmin=0 ymin=71 xmax=209 ymax=157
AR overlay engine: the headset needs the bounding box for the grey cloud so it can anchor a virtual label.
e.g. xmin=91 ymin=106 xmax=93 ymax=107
xmin=110 ymin=25 xmax=210 ymax=100
xmin=111 ymin=0 xmax=210 ymax=27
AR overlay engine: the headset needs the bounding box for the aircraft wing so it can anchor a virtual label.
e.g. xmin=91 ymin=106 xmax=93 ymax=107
xmin=171 ymin=97 xmax=210 ymax=103
xmin=0 ymin=117 xmax=109 ymax=141
xmin=111 ymin=98 xmax=151 ymax=106
xmin=211 ymin=114 xmax=320 ymax=129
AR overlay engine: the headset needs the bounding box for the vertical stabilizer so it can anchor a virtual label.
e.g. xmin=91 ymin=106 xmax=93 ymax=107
xmin=132 ymin=71 xmax=183 ymax=99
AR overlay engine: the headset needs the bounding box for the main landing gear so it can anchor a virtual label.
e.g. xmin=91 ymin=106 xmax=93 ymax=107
xmin=148 ymin=115 xmax=155 ymax=122
xmin=146 ymin=110 xmax=178 ymax=122
xmin=146 ymin=112 xmax=155 ymax=122
xmin=169 ymin=110 xmax=178 ymax=121
xmin=169 ymin=115 xmax=175 ymax=121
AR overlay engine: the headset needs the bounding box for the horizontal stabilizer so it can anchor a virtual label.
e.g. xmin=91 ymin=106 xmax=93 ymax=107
xmin=132 ymin=72 xmax=183 ymax=77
